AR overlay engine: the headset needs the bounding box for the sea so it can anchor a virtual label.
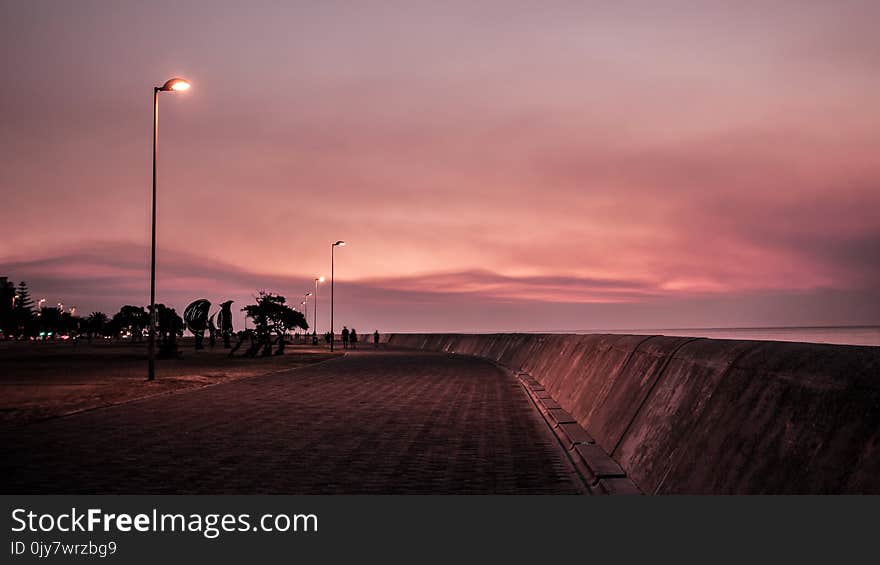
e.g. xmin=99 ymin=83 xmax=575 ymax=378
xmin=578 ymin=326 xmax=880 ymax=347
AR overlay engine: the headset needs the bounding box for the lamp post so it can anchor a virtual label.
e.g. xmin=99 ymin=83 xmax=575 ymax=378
xmin=302 ymin=293 xmax=312 ymax=342
xmin=148 ymin=77 xmax=190 ymax=381
xmin=296 ymin=300 xmax=304 ymax=341
xmin=313 ymin=276 xmax=324 ymax=344
xmin=330 ymin=241 xmax=345 ymax=351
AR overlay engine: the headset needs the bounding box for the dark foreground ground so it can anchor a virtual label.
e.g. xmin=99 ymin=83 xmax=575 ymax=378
xmin=0 ymin=339 xmax=338 ymax=427
xmin=0 ymin=350 xmax=579 ymax=494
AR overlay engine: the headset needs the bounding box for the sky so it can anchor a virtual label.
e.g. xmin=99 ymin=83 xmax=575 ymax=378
xmin=1 ymin=0 xmax=879 ymax=332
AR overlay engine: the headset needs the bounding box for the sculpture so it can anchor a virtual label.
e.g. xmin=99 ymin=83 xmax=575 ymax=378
xmin=216 ymin=300 xmax=234 ymax=348
xmin=183 ymin=299 xmax=211 ymax=350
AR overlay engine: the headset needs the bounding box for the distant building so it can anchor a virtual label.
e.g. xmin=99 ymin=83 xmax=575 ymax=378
xmin=0 ymin=276 xmax=15 ymax=338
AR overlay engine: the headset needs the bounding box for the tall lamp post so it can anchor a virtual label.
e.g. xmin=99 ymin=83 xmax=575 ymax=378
xmin=302 ymin=293 xmax=312 ymax=342
xmin=313 ymin=276 xmax=324 ymax=344
xmin=330 ymin=241 xmax=345 ymax=351
xmin=149 ymin=77 xmax=191 ymax=381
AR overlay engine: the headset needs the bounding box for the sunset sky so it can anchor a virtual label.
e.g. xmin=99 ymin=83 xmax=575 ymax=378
xmin=1 ymin=0 xmax=878 ymax=332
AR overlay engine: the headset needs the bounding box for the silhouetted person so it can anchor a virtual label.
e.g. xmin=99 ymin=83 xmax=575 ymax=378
xmin=341 ymin=326 xmax=350 ymax=349
xmin=324 ymin=331 xmax=332 ymax=345
xmin=350 ymin=328 xmax=358 ymax=350
xmin=373 ymin=330 xmax=380 ymax=348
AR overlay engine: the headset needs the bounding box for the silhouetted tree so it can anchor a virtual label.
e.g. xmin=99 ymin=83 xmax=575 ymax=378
xmin=34 ymin=306 xmax=79 ymax=339
xmin=38 ymin=306 xmax=61 ymax=338
xmin=151 ymin=303 xmax=183 ymax=358
xmin=241 ymin=292 xmax=308 ymax=356
xmin=85 ymin=311 xmax=109 ymax=341
xmin=111 ymin=305 xmax=149 ymax=341
xmin=12 ymin=281 xmax=36 ymax=338
xmin=13 ymin=281 xmax=34 ymax=311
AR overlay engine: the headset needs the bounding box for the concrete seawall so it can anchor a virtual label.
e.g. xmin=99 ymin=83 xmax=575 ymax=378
xmin=386 ymin=333 xmax=880 ymax=494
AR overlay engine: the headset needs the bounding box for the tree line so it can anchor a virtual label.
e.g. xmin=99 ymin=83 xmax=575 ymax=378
xmin=0 ymin=279 xmax=308 ymax=355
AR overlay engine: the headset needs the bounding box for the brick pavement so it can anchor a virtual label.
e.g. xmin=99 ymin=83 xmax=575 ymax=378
xmin=0 ymin=351 xmax=580 ymax=494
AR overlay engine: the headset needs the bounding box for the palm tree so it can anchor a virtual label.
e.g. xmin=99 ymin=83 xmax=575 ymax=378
xmin=85 ymin=311 xmax=109 ymax=341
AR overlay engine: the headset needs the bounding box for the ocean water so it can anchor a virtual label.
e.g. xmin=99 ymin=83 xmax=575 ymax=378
xmin=586 ymin=326 xmax=880 ymax=347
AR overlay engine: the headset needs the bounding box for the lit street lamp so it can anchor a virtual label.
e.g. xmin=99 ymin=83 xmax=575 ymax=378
xmin=313 ymin=276 xmax=324 ymax=345
xmin=330 ymin=241 xmax=345 ymax=351
xmin=149 ymin=77 xmax=190 ymax=381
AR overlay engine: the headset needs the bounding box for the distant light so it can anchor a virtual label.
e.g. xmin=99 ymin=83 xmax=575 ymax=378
xmin=318 ymin=276 xmax=326 ymax=283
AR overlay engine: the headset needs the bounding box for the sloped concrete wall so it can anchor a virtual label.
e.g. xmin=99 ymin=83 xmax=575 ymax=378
xmin=386 ymin=333 xmax=880 ymax=494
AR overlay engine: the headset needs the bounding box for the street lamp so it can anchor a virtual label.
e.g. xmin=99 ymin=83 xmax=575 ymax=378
xmin=330 ymin=241 xmax=345 ymax=351
xmin=313 ymin=276 xmax=324 ymax=344
xmin=149 ymin=76 xmax=190 ymax=381
xmin=302 ymin=292 xmax=312 ymax=342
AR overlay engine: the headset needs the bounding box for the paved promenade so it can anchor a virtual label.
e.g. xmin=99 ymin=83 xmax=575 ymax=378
xmin=0 ymin=351 xmax=580 ymax=494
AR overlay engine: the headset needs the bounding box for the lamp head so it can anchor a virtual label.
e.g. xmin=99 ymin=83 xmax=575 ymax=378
xmin=159 ymin=77 xmax=191 ymax=92
xmin=333 ymin=240 xmax=346 ymax=247
xmin=317 ymin=276 xmax=326 ymax=283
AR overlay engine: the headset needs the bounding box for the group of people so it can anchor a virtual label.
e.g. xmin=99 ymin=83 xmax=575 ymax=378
xmin=322 ymin=327 xmax=381 ymax=349
xmin=340 ymin=326 xmax=358 ymax=349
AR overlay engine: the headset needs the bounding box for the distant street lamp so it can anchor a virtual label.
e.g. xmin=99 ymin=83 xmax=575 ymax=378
xmin=330 ymin=241 xmax=345 ymax=351
xmin=149 ymin=77 xmax=190 ymax=381
xmin=313 ymin=276 xmax=324 ymax=344
xmin=302 ymin=292 xmax=312 ymax=341
xmin=298 ymin=301 xmax=307 ymax=341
